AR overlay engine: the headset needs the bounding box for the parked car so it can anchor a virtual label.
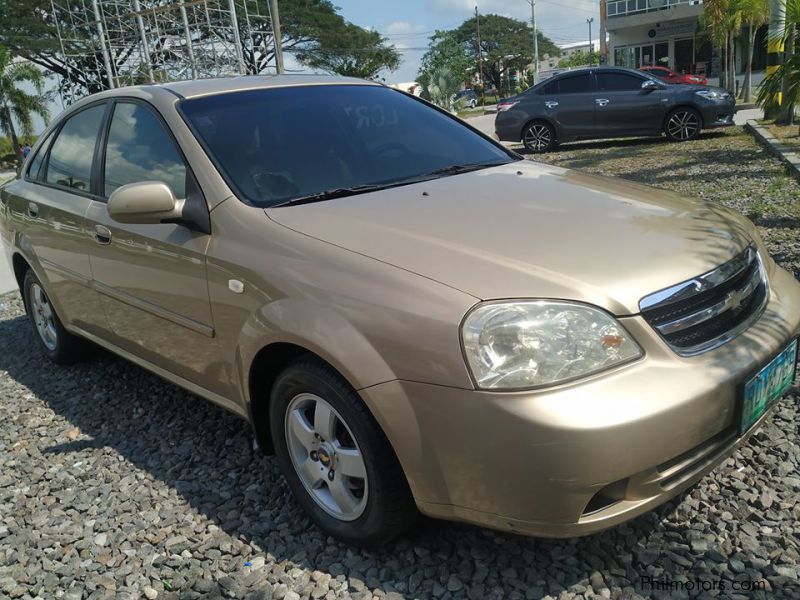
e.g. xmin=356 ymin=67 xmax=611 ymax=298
xmin=453 ymin=89 xmax=478 ymax=109
xmin=2 ymin=75 xmax=798 ymax=546
xmin=641 ymin=66 xmax=708 ymax=86
xmin=495 ymin=66 xmax=735 ymax=153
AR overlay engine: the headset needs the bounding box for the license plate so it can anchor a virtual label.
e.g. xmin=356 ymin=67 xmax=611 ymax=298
xmin=740 ymin=339 xmax=798 ymax=433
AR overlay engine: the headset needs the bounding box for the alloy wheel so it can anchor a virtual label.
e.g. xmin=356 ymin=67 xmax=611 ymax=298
xmin=284 ymin=393 xmax=368 ymax=521
xmin=30 ymin=283 xmax=58 ymax=351
xmin=524 ymin=123 xmax=552 ymax=152
xmin=667 ymin=111 xmax=700 ymax=141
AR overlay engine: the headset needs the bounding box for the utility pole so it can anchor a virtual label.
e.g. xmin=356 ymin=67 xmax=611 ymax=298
xmin=270 ymin=0 xmax=285 ymax=74
xmin=476 ymin=6 xmax=484 ymax=104
xmin=599 ymin=1 xmax=607 ymax=64
xmin=526 ymin=0 xmax=539 ymax=85
xmin=587 ymin=18 xmax=594 ymax=65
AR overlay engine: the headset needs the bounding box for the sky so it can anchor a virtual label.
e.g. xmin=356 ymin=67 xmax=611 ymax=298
xmin=331 ymin=0 xmax=601 ymax=83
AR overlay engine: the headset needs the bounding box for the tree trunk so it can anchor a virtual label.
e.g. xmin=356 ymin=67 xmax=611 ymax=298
xmin=2 ymin=105 xmax=21 ymax=168
xmin=728 ymin=32 xmax=736 ymax=95
xmin=779 ymin=24 xmax=796 ymax=125
xmin=719 ymin=45 xmax=727 ymax=90
xmin=744 ymin=24 xmax=755 ymax=102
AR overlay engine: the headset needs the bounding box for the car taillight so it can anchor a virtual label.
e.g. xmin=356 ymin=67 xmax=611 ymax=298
xmin=497 ymin=101 xmax=518 ymax=112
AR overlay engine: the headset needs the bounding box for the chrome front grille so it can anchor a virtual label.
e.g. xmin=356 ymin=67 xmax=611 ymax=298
xmin=640 ymin=245 xmax=768 ymax=356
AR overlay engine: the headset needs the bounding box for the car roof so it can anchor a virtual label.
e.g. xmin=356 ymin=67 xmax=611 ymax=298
xmin=79 ymin=74 xmax=379 ymax=104
xmin=158 ymin=74 xmax=377 ymax=99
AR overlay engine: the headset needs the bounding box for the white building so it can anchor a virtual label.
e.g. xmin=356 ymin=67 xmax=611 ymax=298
xmin=537 ymin=39 xmax=600 ymax=75
xmin=603 ymin=0 xmax=766 ymax=78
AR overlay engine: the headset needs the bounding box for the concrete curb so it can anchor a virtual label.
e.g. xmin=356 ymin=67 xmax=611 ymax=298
xmin=745 ymin=119 xmax=800 ymax=182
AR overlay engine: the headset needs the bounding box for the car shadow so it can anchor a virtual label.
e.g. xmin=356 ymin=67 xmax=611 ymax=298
xmin=516 ymin=130 xmax=730 ymax=157
xmin=0 ymin=300 xmax=772 ymax=598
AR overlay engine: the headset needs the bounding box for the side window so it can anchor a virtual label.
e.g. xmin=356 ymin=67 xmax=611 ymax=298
xmin=538 ymin=80 xmax=559 ymax=95
xmin=46 ymin=104 xmax=106 ymax=192
xmin=104 ymin=102 xmax=187 ymax=198
xmin=26 ymin=130 xmax=55 ymax=181
xmin=597 ymin=73 xmax=646 ymax=92
xmin=556 ymin=74 xmax=594 ymax=94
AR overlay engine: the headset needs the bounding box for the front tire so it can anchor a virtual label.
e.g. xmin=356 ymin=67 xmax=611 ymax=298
xmin=665 ymin=107 xmax=702 ymax=142
xmin=22 ymin=270 xmax=90 ymax=365
xmin=522 ymin=120 xmax=556 ymax=153
xmin=269 ymin=357 xmax=417 ymax=546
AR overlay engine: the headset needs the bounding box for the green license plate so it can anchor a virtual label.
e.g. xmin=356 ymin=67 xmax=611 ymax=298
xmin=740 ymin=339 xmax=798 ymax=434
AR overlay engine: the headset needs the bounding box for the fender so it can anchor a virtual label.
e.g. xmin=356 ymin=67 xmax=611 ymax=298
xmin=236 ymin=296 xmax=397 ymax=410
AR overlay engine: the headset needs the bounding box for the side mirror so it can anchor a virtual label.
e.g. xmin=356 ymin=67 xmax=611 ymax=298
xmin=642 ymin=80 xmax=660 ymax=91
xmin=107 ymin=181 xmax=184 ymax=225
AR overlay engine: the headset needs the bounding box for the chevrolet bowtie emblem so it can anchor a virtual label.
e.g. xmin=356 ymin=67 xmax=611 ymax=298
xmin=725 ymin=289 xmax=745 ymax=312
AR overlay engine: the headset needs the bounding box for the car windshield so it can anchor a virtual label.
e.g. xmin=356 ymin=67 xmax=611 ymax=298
xmin=180 ymin=84 xmax=515 ymax=207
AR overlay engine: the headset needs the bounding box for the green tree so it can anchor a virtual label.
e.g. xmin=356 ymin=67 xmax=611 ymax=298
xmin=0 ymin=0 xmax=389 ymax=99
xmin=740 ymin=0 xmax=769 ymax=102
xmin=421 ymin=66 xmax=460 ymax=112
xmin=559 ymin=50 xmax=601 ymax=68
xmin=0 ymin=46 xmax=49 ymax=166
xmin=757 ymin=0 xmax=800 ymax=125
xmin=702 ymin=0 xmax=741 ymax=92
xmin=453 ymin=14 xmax=559 ymax=94
xmin=417 ymin=29 xmax=473 ymax=90
xmin=295 ymin=22 xmax=400 ymax=79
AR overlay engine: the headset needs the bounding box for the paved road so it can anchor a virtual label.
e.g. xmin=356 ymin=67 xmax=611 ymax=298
xmin=0 ymin=258 xmax=15 ymax=295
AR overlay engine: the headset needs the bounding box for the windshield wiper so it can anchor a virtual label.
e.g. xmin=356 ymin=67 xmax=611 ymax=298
xmin=273 ymin=183 xmax=396 ymax=207
xmin=417 ymin=161 xmax=509 ymax=179
xmin=272 ymin=161 xmax=511 ymax=207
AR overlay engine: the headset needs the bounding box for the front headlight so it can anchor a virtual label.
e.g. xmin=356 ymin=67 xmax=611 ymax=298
xmin=695 ymin=89 xmax=725 ymax=100
xmin=462 ymin=301 xmax=643 ymax=390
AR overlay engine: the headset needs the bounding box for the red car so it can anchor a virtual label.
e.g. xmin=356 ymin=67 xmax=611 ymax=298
xmin=641 ymin=66 xmax=707 ymax=86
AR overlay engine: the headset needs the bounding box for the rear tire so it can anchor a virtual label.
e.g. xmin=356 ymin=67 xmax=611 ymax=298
xmin=269 ymin=357 xmax=418 ymax=546
xmin=664 ymin=107 xmax=702 ymax=142
xmin=22 ymin=270 xmax=90 ymax=365
xmin=522 ymin=120 xmax=556 ymax=153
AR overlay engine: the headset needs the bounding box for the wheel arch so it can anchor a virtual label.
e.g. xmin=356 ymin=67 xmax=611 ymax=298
xmin=12 ymin=252 xmax=31 ymax=292
xmin=240 ymin=299 xmax=398 ymax=455
xmin=663 ymin=104 xmax=705 ymax=130
xmin=521 ymin=116 xmax=559 ymax=142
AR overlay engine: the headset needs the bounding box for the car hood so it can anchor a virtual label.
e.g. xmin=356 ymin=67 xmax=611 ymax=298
xmin=265 ymin=161 xmax=755 ymax=315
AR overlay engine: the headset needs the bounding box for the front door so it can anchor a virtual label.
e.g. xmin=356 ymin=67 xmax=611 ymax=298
xmin=85 ymin=100 xmax=230 ymax=399
xmin=595 ymin=71 xmax=667 ymax=136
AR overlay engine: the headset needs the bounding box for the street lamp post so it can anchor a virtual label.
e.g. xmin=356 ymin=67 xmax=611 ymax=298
xmin=587 ymin=18 xmax=594 ymax=65
xmin=525 ymin=0 xmax=539 ymax=85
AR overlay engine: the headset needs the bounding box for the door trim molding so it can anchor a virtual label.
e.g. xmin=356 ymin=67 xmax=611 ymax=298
xmin=93 ymin=280 xmax=215 ymax=338
xmin=40 ymin=257 xmax=91 ymax=287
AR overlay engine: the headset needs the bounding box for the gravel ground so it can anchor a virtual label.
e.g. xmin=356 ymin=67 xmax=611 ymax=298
xmin=2 ymin=127 xmax=800 ymax=600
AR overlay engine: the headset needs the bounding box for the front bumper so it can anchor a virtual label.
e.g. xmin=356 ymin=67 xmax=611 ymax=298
xmin=361 ymin=265 xmax=800 ymax=537
xmin=700 ymin=102 xmax=736 ymax=129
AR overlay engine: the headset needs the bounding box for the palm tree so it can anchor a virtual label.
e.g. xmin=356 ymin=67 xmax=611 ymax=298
xmin=756 ymin=0 xmax=800 ymax=125
xmin=0 ymin=46 xmax=50 ymax=167
xmin=740 ymin=0 xmax=769 ymax=102
xmin=702 ymin=0 xmax=733 ymax=91
xmin=421 ymin=67 xmax=461 ymax=113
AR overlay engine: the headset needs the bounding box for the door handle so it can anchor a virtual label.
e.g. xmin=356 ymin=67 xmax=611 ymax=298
xmin=94 ymin=225 xmax=112 ymax=245
xmin=545 ymin=101 xmax=559 ymax=109
xmin=27 ymin=202 xmax=39 ymax=218
xmin=595 ymin=99 xmax=610 ymax=107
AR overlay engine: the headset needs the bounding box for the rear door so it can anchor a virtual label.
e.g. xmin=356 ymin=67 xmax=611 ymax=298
xmin=1 ymin=103 xmax=109 ymax=335
xmin=540 ymin=72 xmax=597 ymax=139
xmin=595 ymin=71 xmax=667 ymax=136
